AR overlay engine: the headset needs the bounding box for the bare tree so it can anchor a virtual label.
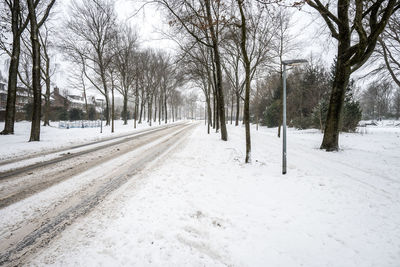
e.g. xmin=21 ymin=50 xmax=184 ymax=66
xmin=0 ymin=0 xmax=29 ymax=135
xmin=223 ymin=1 xmax=276 ymax=129
xmin=26 ymin=0 xmax=56 ymax=141
xmin=361 ymin=80 xmax=393 ymax=119
xmin=39 ymin=23 xmax=56 ymax=126
xmin=157 ymin=0 xmax=228 ymax=141
xmin=159 ymin=54 xmax=184 ymax=124
xmin=375 ymin=12 xmax=400 ymax=88
xmin=64 ymin=0 xmax=117 ymax=126
xmin=180 ymin=41 xmax=214 ymax=133
xmin=67 ymin=68 xmax=90 ymax=118
xmin=372 ymin=11 xmax=400 ymax=120
xmin=306 ymin=0 xmax=400 ymax=151
xmin=113 ymin=26 xmax=138 ymax=125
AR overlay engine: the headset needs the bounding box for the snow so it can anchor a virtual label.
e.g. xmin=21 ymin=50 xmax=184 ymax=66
xmin=24 ymin=122 xmax=400 ymax=267
xmin=0 ymin=120 xmax=176 ymax=161
xmin=0 ymin=125 xmax=190 ymax=244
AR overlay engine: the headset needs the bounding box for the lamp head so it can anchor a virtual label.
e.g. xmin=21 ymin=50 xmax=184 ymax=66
xmin=282 ymin=59 xmax=308 ymax=66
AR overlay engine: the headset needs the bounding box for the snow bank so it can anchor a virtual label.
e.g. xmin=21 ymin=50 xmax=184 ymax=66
xmin=0 ymin=120 xmax=173 ymax=161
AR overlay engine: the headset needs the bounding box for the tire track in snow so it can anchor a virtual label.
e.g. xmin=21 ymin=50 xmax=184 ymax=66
xmin=0 ymin=123 xmax=189 ymax=209
xmin=0 ymin=123 xmax=196 ymax=266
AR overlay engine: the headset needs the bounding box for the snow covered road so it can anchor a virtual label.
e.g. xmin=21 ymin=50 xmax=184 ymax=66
xmin=21 ymin=123 xmax=400 ymax=267
xmin=0 ymin=122 xmax=196 ymax=266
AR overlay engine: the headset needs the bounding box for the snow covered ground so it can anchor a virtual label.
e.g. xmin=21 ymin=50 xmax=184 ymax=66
xmin=24 ymin=122 xmax=400 ymax=267
xmin=0 ymin=120 xmax=174 ymax=161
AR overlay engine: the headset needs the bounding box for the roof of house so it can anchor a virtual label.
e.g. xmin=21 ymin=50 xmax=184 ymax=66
xmin=67 ymin=95 xmax=86 ymax=105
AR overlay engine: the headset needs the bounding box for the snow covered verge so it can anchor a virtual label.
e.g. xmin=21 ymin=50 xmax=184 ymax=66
xmin=0 ymin=120 xmax=178 ymax=161
xmin=27 ymin=124 xmax=400 ymax=267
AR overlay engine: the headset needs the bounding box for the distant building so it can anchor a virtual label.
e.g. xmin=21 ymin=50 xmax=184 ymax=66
xmin=0 ymin=83 xmax=99 ymax=121
xmin=50 ymin=87 xmax=69 ymax=108
xmin=67 ymin=93 xmax=86 ymax=110
xmin=0 ymin=82 xmax=32 ymax=120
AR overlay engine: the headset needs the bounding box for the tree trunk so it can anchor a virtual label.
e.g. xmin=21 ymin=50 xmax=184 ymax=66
xmin=172 ymin=103 xmax=175 ymax=122
xmin=1 ymin=2 xmax=22 ymax=135
xmin=148 ymin=97 xmax=153 ymax=126
xmin=164 ymin=93 xmax=167 ymax=124
xmin=205 ymin=0 xmax=227 ymax=141
xmin=215 ymin=94 xmax=219 ymax=132
xmin=320 ymin=44 xmax=350 ymax=151
xmin=134 ymin=98 xmax=137 ymax=129
xmin=104 ymin=94 xmax=110 ymax=126
xmin=43 ymin=75 xmax=51 ymax=126
xmin=278 ymin=99 xmax=282 ymax=137
xmin=43 ymin=51 xmax=51 ymax=126
xmin=230 ymin=94 xmax=233 ymax=124
xmin=212 ymin=95 xmax=216 ymax=129
xmin=123 ymin=93 xmax=128 ymax=125
xmin=154 ymin=95 xmax=157 ymax=123
xmin=206 ymin=98 xmax=211 ymax=134
xmin=111 ymin=84 xmax=115 ymax=133
xmin=235 ymin=92 xmax=240 ymax=126
xmin=28 ymin=0 xmax=41 ymax=142
xmin=238 ymin=0 xmax=251 ymax=163
xmin=139 ymin=97 xmax=144 ymax=124
xmin=83 ymin=83 xmax=88 ymax=120
xmin=159 ymin=96 xmax=162 ymax=125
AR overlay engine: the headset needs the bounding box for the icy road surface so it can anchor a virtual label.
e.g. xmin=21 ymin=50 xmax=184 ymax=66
xmin=22 ymin=123 xmax=400 ymax=267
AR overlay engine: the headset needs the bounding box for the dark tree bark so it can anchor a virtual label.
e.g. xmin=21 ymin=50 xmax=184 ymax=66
xmin=1 ymin=0 xmax=29 ymax=135
xmin=27 ymin=1 xmax=40 ymax=141
xmin=159 ymin=95 xmax=162 ymax=125
xmin=237 ymin=0 xmax=251 ymax=163
xmin=27 ymin=0 xmax=55 ymax=141
xmin=123 ymin=92 xmax=128 ymax=124
xmin=154 ymin=95 xmax=157 ymax=123
xmin=235 ymin=92 xmax=240 ymax=126
xmin=111 ymin=74 xmax=115 ymax=133
xmin=164 ymin=92 xmax=168 ymax=123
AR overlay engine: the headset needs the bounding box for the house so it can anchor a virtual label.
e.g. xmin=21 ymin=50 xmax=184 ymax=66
xmin=0 ymin=83 xmax=99 ymax=121
xmin=51 ymin=87 xmax=69 ymax=108
xmin=0 ymin=82 xmax=32 ymax=121
xmin=66 ymin=93 xmax=86 ymax=110
xmin=51 ymin=87 xmax=93 ymax=111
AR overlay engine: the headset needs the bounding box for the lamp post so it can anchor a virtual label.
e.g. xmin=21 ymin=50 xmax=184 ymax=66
xmin=282 ymin=59 xmax=308 ymax=175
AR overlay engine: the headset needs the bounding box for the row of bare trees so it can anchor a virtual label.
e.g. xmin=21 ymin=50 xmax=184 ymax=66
xmin=158 ymin=0 xmax=283 ymax=162
xmin=0 ymin=0 xmax=186 ymax=141
xmin=1 ymin=0 xmax=400 ymax=157
xmin=62 ymin=0 xmax=185 ymax=132
xmin=158 ymin=0 xmax=400 ymax=162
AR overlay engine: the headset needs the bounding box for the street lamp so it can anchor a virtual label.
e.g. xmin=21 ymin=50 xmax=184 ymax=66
xmin=282 ymin=59 xmax=308 ymax=175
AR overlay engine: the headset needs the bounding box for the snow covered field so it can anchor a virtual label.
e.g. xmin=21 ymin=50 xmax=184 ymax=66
xmin=0 ymin=120 xmax=172 ymax=161
xmin=23 ymin=122 xmax=400 ymax=267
